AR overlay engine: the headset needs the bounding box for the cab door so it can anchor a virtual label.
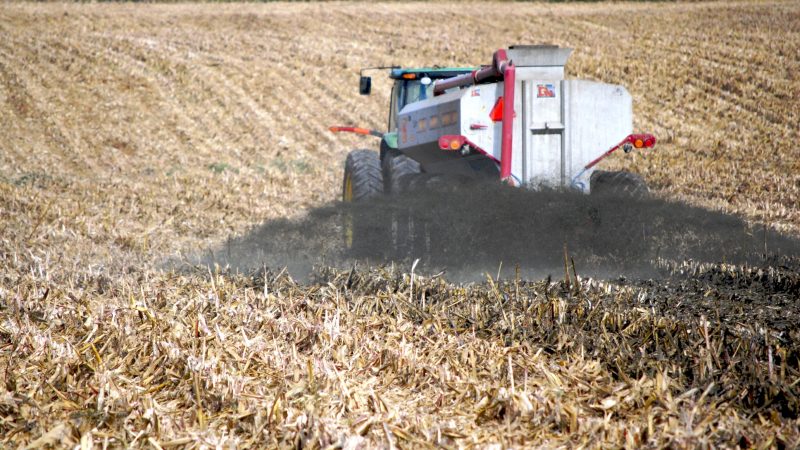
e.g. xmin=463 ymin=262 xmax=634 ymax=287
xmin=388 ymin=81 xmax=402 ymax=132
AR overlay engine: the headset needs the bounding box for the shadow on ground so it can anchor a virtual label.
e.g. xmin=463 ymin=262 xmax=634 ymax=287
xmin=200 ymin=183 xmax=800 ymax=281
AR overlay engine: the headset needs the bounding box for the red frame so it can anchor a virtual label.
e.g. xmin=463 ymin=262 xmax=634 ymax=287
xmin=583 ymin=133 xmax=657 ymax=171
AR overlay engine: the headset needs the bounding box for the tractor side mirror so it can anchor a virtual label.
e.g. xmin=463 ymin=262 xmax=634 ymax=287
xmin=359 ymin=76 xmax=372 ymax=95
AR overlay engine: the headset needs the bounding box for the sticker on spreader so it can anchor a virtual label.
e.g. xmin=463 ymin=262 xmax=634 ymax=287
xmin=537 ymin=84 xmax=556 ymax=98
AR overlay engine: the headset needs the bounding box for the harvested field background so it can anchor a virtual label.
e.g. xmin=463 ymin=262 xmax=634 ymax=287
xmin=1 ymin=1 xmax=799 ymax=448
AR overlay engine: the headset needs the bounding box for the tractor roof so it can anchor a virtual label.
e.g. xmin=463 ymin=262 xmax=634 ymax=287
xmin=389 ymin=67 xmax=476 ymax=80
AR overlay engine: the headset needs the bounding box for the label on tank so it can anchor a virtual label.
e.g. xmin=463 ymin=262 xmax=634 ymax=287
xmin=537 ymin=84 xmax=556 ymax=98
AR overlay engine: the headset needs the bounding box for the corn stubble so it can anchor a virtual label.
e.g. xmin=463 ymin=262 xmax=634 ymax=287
xmin=1 ymin=1 xmax=799 ymax=448
xmin=3 ymin=264 xmax=799 ymax=448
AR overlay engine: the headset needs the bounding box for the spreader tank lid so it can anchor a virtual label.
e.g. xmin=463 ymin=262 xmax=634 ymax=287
xmin=507 ymin=45 xmax=573 ymax=67
xmin=507 ymin=45 xmax=573 ymax=80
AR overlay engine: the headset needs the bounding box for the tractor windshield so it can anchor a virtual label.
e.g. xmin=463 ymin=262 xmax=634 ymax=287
xmin=401 ymin=80 xmax=433 ymax=106
xmin=388 ymin=79 xmax=434 ymax=131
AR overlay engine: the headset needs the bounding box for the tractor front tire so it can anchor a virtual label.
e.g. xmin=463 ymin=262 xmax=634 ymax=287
xmin=342 ymin=150 xmax=383 ymax=254
xmin=590 ymin=170 xmax=649 ymax=198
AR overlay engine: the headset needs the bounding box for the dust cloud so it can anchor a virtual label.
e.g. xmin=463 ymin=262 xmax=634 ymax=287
xmin=202 ymin=183 xmax=800 ymax=281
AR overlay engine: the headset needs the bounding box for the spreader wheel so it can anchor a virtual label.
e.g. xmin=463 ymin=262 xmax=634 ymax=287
xmin=590 ymin=170 xmax=649 ymax=198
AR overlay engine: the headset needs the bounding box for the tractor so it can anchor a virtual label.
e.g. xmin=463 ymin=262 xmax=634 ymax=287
xmin=331 ymin=45 xmax=656 ymax=253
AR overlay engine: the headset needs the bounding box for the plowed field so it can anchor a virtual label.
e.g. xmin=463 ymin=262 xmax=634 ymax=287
xmin=1 ymin=2 xmax=799 ymax=448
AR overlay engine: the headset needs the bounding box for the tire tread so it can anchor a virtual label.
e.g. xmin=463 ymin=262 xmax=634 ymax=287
xmin=344 ymin=149 xmax=383 ymax=201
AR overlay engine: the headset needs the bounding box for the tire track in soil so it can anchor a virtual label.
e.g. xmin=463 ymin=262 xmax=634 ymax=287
xmin=107 ymin=33 xmax=293 ymax=174
xmin=641 ymin=36 xmax=798 ymax=136
xmin=99 ymin=33 xmax=251 ymax=159
xmin=139 ymin=27 xmax=346 ymax=164
xmin=25 ymin=33 xmax=202 ymax=170
xmin=149 ymin=28 xmax=295 ymax=156
xmin=82 ymin=33 xmax=218 ymax=165
xmin=192 ymin=23 xmax=386 ymax=160
xmin=0 ymin=40 xmax=83 ymax=175
xmin=137 ymin=26 xmax=346 ymax=203
xmin=149 ymin=43 xmax=288 ymax=158
xmin=5 ymin=31 xmax=199 ymax=180
xmin=114 ymin=36 xmax=248 ymax=161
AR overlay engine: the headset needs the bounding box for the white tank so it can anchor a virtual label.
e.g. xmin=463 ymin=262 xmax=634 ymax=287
xmin=397 ymin=46 xmax=633 ymax=192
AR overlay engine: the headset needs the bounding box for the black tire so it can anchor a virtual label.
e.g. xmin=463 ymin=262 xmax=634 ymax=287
xmin=382 ymin=151 xmax=421 ymax=195
xmin=342 ymin=150 xmax=383 ymax=254
xmin=343 ymin=150 xmax=383 ymax=202
xmin=590 ymin=170 xmax=649 ymax=197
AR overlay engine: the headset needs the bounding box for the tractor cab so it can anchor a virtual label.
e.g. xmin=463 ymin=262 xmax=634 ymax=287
xmin=386 ymin=68 xmax=474 ymax=132
xmin=358 ymin=68 xmax=475 ymax=132
xmin=336 ymin=46 xmax=655 ymax=212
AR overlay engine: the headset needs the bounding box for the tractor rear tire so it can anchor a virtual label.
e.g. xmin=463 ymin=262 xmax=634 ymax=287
xmin=590 ymin=170 xmax=649 ymax=198
xmin=342 ymin=150 xmax=383 ymax=254
xmin=382 ymin=151 xmax=421 ymax=195
xmin=343 ymin=150 xmax=383 ymax=202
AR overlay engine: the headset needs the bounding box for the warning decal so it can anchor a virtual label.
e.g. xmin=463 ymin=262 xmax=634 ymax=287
xmin=537 ymin=84 xmax=556 ymax=98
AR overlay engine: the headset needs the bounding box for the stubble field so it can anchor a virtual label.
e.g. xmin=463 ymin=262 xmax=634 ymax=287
xmin=1 ymin=1 xmax=799 ymax=448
